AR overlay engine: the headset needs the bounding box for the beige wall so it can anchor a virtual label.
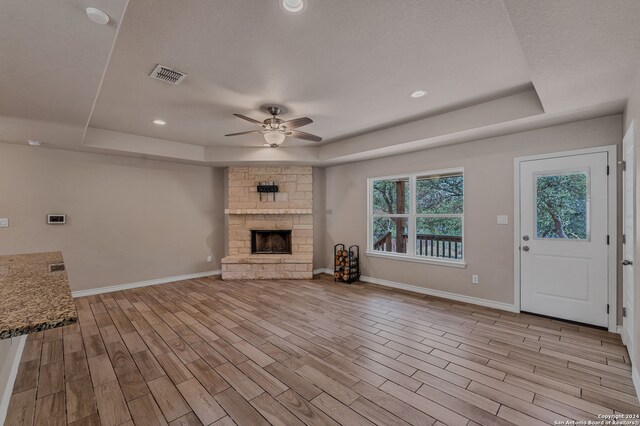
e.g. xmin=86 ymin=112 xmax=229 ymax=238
xmin=313 ymin=167 xmax=326 ymax=269
xmin=0 ymin=143 xmax=225 ymax=292
xmin=322 ymin=115 xmax=622 ymax=305
xmin=624 ymin=69 xmax=640 ymax=385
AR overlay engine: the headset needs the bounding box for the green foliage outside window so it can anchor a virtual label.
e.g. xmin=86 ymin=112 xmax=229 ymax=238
xmin=416 ymin=174 xmax=463 ymax=214
xmin=372 ymin=178 xmax=409 ymax=214
xmin=371 ymin=173 xmax=464 ymax=257
xmin=536 ymin=173 xmax=588 ymax=240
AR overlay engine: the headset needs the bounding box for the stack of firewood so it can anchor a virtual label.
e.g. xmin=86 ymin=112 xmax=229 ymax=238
xmin=334 ymin=249 xmax=352 ymax=281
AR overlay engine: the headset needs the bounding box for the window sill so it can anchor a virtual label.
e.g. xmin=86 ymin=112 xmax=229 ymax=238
xmin=365 ymin=251 xmax=467 ymax=268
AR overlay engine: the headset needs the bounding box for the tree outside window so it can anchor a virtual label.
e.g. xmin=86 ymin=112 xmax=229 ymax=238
xmin=370 ymin=170 xmax=464 ymax=261
xmin=535 ymin=172 xmax=588 ymax=240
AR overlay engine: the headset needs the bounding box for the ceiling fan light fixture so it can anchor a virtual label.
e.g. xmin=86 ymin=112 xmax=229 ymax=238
xmin=263 ymin=130 xmax=286 ymax=147
xmin=226 ymin=107 xmax=321 ymax=145
xmin=281 ymin=0 xmax=305 ymax=14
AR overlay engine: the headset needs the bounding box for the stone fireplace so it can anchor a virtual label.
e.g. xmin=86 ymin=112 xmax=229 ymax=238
xmin=221 ymin=167 xmax=313 ymax=280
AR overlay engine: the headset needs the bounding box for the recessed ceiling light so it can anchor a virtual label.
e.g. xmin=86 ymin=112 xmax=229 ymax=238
xmin=410 ymin=89 xmax=427 ymax=98
xmin=27 ymin=140 xmax=42 ymax=146
xmin=86 ymin=7 xmax=110 ymax=25
xmin=152 ymin=119 xmax=167 ymax=125
xmin=281 ymin=0 xmax=305 ymax=14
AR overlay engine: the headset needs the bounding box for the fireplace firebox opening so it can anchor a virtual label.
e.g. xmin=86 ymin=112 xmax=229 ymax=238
xmin=251 ymin=230 xmax=292 ymax=254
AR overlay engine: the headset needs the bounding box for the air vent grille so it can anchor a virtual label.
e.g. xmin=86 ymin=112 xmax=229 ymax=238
xmin=49 ymin=263 xmax=65 ymax=273
xmin=149 ymin=64 xmax=188 ymax=85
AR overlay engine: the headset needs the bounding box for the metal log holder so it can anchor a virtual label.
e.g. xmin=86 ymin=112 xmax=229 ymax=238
xmin=334 ymin=244 xmax=360 ymax=284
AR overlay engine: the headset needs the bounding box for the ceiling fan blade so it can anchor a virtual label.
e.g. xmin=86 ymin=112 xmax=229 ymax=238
xmin=282 ymin=117 xmax=313 ymax=129
xmin=225 ymin=130 xmax=263 ymax=137
xmin=286 ymin=130 xmax=323 ymax=142
xmin=233 ymin=113 xmax=264 ymax=125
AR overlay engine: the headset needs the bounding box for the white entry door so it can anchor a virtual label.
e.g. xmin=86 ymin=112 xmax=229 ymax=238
xmin=622 ymin=124 xmax=635 ymax=351
xmin=520 ymin=151 xmax=609 ymax=327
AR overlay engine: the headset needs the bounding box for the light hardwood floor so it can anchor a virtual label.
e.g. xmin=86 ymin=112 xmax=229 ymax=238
xmin=5 ymin=276 xmax=640 ymax=425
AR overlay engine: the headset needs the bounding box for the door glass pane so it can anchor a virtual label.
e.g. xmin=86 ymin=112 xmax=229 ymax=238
xmin=372 ymin=217 xmax=408 ymax=253
xmin=372 ymin=178 xmax=409 ymax=214
xmin=535 ymin=171 xmax=589 ymax=240
xmin=416 ymin=217 xmax=463 ymax=259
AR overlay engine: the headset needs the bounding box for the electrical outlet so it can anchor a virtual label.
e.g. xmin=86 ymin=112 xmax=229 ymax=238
xmin=207 ymin=255 xmax=212 ymax=263
xmin=497 ymin=215 xmax=509 ymax=225
xmin=472 ymin=275 xmax=479 ymax=284
xmin=0 ymin=218 xmax=8 ymax=228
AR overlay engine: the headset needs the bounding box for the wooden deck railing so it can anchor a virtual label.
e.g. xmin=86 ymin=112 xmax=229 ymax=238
xmin=373 ymin=232 xmax=394 ymax=252
xmin=373 ymin=232 xmax=462 ymax=259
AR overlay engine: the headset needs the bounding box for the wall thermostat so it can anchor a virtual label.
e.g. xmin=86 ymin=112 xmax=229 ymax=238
xmin=47 ymin=214 xmax=66 ymax=225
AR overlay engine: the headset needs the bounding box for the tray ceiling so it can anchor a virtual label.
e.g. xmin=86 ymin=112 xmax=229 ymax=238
xmin=0 ymin=0 xmax=638 ymax=165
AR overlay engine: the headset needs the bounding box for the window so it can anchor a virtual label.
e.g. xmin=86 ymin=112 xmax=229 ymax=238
xmin=368 ymin=169 xmax=464 ymax=266
xmin=535 ymin=170 xmax=589 ymax=240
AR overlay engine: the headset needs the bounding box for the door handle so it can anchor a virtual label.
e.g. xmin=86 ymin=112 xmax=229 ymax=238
xmin=522 ymin=235 xmax=529 ymax=241
xmin=522 ymin=246 xmax=530 ymax=252
xmin=622 ymin=259 xmax=633 ymax=266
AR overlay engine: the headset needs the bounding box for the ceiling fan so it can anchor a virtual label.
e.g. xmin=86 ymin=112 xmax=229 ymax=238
xmin=225 ymin=106 xmax=322 ymax=147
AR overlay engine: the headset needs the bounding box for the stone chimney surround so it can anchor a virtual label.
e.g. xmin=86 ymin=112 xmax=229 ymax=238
xmin=221 ymin=166 xmax=313 ymax=280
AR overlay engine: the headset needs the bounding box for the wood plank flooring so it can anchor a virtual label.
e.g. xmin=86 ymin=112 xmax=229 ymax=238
xmin=5 ymin=276 xmax=640 ymax=425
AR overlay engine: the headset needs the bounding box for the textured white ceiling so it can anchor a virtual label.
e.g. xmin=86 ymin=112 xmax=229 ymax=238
xmin=504 ymin=0 xmax=640 ymax=113
xmin=87 ymin=0 xmax=532 ymax=146
xmin=0 ymin=0 xmax=127 ymax=126
xmin=0 ymin=0 xmax=639 ymax=164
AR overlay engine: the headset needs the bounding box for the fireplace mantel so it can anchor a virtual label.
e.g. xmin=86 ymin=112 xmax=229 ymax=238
xmin=225 ymin=208 xmax=312 ymax=215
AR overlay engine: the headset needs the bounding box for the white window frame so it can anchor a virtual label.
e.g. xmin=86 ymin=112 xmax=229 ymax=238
xmin=366 ymin=167 xmax=466 ymax=268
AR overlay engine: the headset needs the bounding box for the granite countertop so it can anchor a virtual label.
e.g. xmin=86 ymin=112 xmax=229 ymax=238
xmin=0 ymin=252 xmax=78 ymax=339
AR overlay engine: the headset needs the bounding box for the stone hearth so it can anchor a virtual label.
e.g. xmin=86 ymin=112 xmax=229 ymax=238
xmin=221 ymin=166 xmax=313 ymax=280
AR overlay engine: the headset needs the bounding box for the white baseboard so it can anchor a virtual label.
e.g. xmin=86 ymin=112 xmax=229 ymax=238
xmin=71 ymin=270 xmax=221 ymax=298
xmin=0 ymin=335 xmax=27 ymax=425
xmin=360 ymin=274 xmax=518 ymax=313
xmin=74 ymin=267 xmax=512 ymax=311
xmin=313 ymin=267 xmax=517 ymax=313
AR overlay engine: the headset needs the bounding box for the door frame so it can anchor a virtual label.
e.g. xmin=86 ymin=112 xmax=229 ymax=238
xmin=513 ymin=145 xmax=618 ymax=332
xmin=622 ymin=121 xmax=635 ymax=351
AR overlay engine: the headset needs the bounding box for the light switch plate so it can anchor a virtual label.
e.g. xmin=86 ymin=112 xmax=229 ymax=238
xmin=0 ymin=218 xmax=8 ymax=228
xmin=497 ymin=215 xmax=509 ymax=225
